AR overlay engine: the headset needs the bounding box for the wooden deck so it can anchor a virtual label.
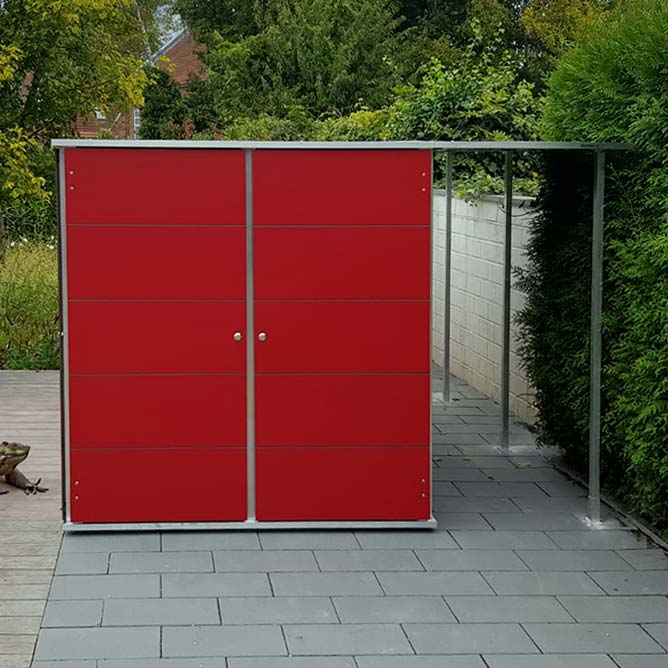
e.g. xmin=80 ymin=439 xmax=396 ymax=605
xmin=0 ymin=371 xmax=62 ymax=668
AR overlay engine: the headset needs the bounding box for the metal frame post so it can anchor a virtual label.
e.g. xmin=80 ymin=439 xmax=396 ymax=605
xmin=245 ymin=149 xmax=256 ymax=522
xmin=442 ymin=151 xmax=453 ymax=401
xmin=588 ymin=150 xmax=605 ymax=524
xmin=500 ymin=151 xmax=513 ymax=450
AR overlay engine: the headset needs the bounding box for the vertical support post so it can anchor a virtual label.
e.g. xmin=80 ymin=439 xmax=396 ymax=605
xmin=442 ymin=151 xmax=453 ymax=402
xmin=588 ymin=150 xmax=605 ymax=524
xmin=57 ymin=149 xmax=71 ymax=523
xmin=245 ymin=149 xmax=256 ymax=522
xmin=500 ymin=151 xmax=513 ymax=450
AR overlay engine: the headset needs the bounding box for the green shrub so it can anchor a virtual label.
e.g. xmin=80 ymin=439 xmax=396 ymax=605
xmin=0 ymin=242 xmax=59 ymax=370
xmin=519 ymin=0 xmax=668 ymax=531
xmin=2 ymin=199 xmax=57 ymax=242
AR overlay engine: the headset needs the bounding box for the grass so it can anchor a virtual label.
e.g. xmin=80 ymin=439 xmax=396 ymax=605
xmin=0 ymin=241 xmax=60 ymax=370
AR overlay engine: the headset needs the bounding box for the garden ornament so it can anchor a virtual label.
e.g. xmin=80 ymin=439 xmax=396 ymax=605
xmin=0 ymin=441 xmax=48 ymax=494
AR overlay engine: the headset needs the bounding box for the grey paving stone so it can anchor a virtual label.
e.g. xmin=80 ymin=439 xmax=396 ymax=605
xmin=547 ymin=530 xmax=650 ymax=550
xmin=417 ymin=549 xmax=527 ymax=571
xmin=430 ymin=512 xmax=492 ymax=530
xmin=430 ymin=414 xmax=466 ymax=424
xmin=315 ymin=549 xmax=422 ymax=571
xmin=34 ymin=662 xmax=96 ymax=668
xmin=213 ymin=550 xmax=318 ymax=572
xmin=512 ymin=496 xmax=598 ymax=513
xmin=590 ymin=572 xmax=668 ymax=595
xmin=451 ymin=530 xmax=556 ymax=550
xmin=103 ymin=597 xmax=220 ymax=626
xmin=436 ymin=408 xmax=485 ymax=417
xmin=162 ymin=573 xmax=271 ymax=597
xmin=42 ymin=600 xmax=103 ymax=627
xmin=644 ymin=624 xmax=668 ymax=650
xmin=228 ymin=660 xmax=355 ymax=668
xmin=432 ymin=481 xmax=464 ymax=496
xmin=433 ymin=497 xmax=520 ymax=513
xmin=271 ymin=572 xmax=383 ymax=596
xmin=221 ymin=596 xmax=337 ymax=624
xmin=482 ymin=468 xmax=563 ymax=482
xmin=432 ymin=444 xmax=465 ymax=456
xmin=356 ymin=657 xmax=486 ymax=668
xmin=457 ymin=444 xmax=538 ymax=456
xmin=446 ymin=595 xmax=572 ymax=622
xmin=333 ymin=595 xmax=454 ymax=623
xmin=162 ymin=532 xmax=260 ymax=551
xmin=55 ymin=552 xmax=109 ymax=575
xmin=34 ymin=627 xmax=160 ymax=660
xmin=432 ymin=467 xmax=490 ymax=481
xmin=454 ymin=482 xmax=546 ymax=497
xmin=524 ymin=623 xmax=663 ymax=653
xmin=484 ymin=512 xmax=588 ymax=530
xmin=617 ymin=549 xmax=668 ymax=570
xmin=404 ymin=622 xmax=537 ymax=654
xmin=484 ymin=656 xmax=618 ymax=667
xmin=99 ymin=661 xmax=228 ymax=668
xmin=516 ymin=549 xmax=633 ymax=571
xmin=439 ymin=456 xmax=516 ymax=468
xmin=109 ymin=551 xmax=213 ymax=574
xmin=354 ymin=530 xmax=459 ymax=549
xmin=50 ymin=575 xmax=160 ymax=599
xmin=163 ymin=625 xmax=286 ymax=657
xmin=377 ymin=572 xmax=492 ymax=595
xmin=558 ymin=596 xmax=668 ymax=623
xmin=612 ymin=656 xmax=668 ymax=668
xmin=537 ymin=481 xmax=588 ymax=497
xmin=61 ymin=533 xmax=160 ymax=553
xmin=483 ymin=571 xmax=604 ymax=595
xmin=508 ymin=456 xmax=551 ymax=468
xmin=258 ymin=531 xmax=359 ymax=550
xmin=284 ymin=623 xmax=412 ymax=655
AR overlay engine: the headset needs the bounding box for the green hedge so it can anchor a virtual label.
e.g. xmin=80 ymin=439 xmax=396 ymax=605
xmin=518 ymin=0 xmax=668 ymax=531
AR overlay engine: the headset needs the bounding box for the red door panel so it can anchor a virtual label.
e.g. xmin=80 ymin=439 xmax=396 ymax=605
xmin=70 ymin=375 xmax=245 ymax=447
xmin=70 ymin=448 xmax=246 ymax=522
xmin=256 ymin=447 xmax=430 ymax=520
xmin=255 ymin=374 xmax=430 ymax=446
xmin=67 ymin=226 xmax=245 ymax=299
xmin=254 ymin=226 xmax=430 ymax=299
xmin=255 ymin=301 xmax=430 ymax=373
xmin=64 ymin=148 xmax=245 ymax=225
xmin=68 ymin=302 xmax=246 ymax=373
xmin=254 ymin=150 xmax=431 ymax=226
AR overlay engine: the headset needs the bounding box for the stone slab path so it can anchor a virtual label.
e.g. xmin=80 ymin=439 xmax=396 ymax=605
xmin=3 ymin=370 xmax=668 ymax=667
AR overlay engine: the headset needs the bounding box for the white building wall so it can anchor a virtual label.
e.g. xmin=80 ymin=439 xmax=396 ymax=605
xmin=432 ymin=192 xmax=538 ymax=424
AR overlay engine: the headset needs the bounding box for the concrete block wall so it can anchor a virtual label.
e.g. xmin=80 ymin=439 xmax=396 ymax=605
xmin=432 ymin=191 xmax=538 ymax=424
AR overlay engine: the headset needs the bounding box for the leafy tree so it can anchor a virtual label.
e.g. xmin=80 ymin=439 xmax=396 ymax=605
xmin=0 ymin=0 xmax=159 ymax=253
xmin=521 ymin=0 xmax=612 ymax=79
xmin=173 ymin=0 xmax=261 ymax=41
xmin=202 ymin=0 xmax=401 ymax=120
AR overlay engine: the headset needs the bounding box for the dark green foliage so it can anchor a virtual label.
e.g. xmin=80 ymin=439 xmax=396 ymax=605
xmin=518 ymin=0 xmax=668 ymax=531
xmin=138 ymin=67 xmax=185 ymax=139
xmin=204 ymin=0 xmax=401 ymax=119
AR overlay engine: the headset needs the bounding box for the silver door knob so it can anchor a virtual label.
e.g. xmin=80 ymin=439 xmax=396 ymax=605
xmin=258 ymin=332 xmax=267 ymax=342
xmin=233 ymin=332 xmax=243 ymax=342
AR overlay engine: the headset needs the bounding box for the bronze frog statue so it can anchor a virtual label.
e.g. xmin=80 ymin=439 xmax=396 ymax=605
xmin=0 ymin=441 xmax=48 ymax=494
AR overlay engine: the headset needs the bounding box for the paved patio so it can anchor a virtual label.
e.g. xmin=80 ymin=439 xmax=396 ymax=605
xmin=2 ymin=370 xmax=668 ymax=666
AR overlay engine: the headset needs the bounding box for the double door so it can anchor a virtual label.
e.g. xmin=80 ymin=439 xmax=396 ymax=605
xmin=62 ymin=146 xmax=431 ymax=524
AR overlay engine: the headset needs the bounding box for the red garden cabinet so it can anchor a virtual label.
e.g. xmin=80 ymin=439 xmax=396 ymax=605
xmin=54 ymin=140 xmax=435 ymax=531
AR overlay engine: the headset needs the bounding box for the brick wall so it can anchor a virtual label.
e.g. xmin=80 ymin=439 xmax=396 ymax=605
xmin=432 ymin=192 xmax=538 ymax=424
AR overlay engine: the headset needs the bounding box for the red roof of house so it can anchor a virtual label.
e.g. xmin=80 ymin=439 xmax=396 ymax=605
xmin=154 ymin=30 xmax=205 ymax=85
